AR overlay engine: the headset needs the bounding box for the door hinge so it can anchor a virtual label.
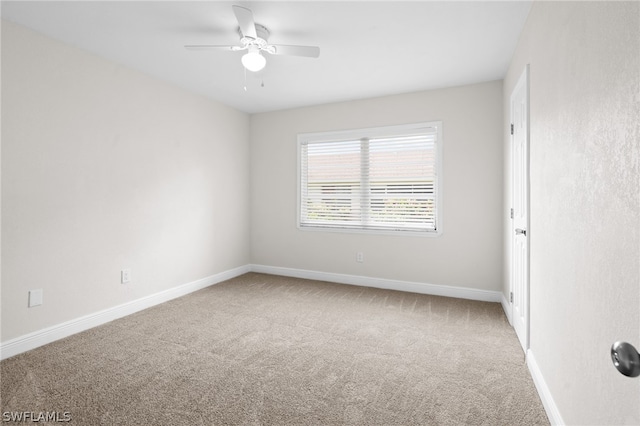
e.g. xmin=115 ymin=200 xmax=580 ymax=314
xmin=510 ymin=292 xmax=514 ymax=303
xmin=510 ymin=123 xmax=514 ymax=135
xmin=510 ymin=208 xmax=514 ymax=219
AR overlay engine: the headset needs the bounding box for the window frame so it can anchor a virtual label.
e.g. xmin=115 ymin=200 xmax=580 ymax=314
xmin=297 ymin=121 xmax=443 ymax=237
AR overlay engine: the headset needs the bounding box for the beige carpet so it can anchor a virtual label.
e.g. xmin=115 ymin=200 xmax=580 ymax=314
xmin=1 ymin=273 xmax=548 ymax=425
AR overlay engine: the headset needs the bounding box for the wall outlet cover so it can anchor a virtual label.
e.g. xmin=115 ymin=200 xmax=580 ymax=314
xmin=121 ymin=269 xmax=131 ymax=284
xmin=28 ymin=289 xmax=43 ymax=307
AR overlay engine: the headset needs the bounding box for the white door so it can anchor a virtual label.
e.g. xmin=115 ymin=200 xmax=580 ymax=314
xmin=511 ymin=66 xmax=529 ymax=352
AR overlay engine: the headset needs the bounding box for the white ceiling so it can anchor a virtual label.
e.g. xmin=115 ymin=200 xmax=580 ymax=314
xmin=1 ymin=1 xmax=532 ymax=114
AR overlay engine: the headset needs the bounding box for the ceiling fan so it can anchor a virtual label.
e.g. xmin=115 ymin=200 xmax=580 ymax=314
xmin=185 ymin=5 xmax=320 ymax=72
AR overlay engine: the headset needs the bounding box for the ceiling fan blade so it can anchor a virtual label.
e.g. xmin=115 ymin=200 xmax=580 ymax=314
xmin=184 ymin=45 xmax=244 ymax=52
xmin=232 ymin=5 xmax=257 ymax=39
xmin=270 ymin=44 xmax=320 ymax=58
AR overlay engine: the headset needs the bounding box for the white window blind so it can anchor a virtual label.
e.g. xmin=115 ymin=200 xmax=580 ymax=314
xmin=298 ymin=122 xmax=441 ymax=234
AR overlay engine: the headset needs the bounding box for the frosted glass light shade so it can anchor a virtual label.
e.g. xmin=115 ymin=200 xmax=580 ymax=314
xmin=241 ymin=50 xmax=266 ymax=72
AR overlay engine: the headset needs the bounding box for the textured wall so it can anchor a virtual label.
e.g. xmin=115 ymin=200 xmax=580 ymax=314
xmin=503 ymin=2 xmax=640 ymax=424
xmin=1 ymin=21 xmax=251 ymax=341
xmin=251 ymin=81 xmax=504 ymax=292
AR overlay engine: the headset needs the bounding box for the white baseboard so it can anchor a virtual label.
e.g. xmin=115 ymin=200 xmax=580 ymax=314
xmin=501 ymin=293 xmax=512 ymax=324
xmin=1 ymin=264 xmax=502 ymax=360
xmin=3 ymin=263 xmax=558 ymax=424
xmin=0 ymin=265 xmax=251 ymax=360
xmin=250 ymin=264 xmax=502 ymax=303
xmin=527 ymin=350 xmax=565 ymax=425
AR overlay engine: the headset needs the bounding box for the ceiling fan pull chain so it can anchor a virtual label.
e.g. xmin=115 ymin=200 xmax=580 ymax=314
xmin=243 ymin=66 xmax=248 ymax=92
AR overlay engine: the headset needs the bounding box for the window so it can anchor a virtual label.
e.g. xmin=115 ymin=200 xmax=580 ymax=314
xmin=298 ymin=122 xmax=442 ymax=235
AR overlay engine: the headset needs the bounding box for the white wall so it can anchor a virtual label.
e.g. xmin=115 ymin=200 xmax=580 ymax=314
xmin=503 ymin=2 xmax=640 ymax=424
xmin=251 ymin=81 xmax=504 ymax=292
xmin=1 ymin=21 xmax=251 ymax=342
xmin=0 ymin=17 xmax=3 ymax=341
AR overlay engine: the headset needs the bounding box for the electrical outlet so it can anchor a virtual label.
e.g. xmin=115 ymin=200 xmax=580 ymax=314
xmin=121 ymin=269 xmax=131 ymax=284
xmin=356 ymin=252 xmax=364 ymax=263
xmin=28 ymin=289 xmax=43 ymax=307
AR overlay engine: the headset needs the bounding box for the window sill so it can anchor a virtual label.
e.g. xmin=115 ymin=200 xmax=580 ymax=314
xmin=297 ymin=224 xmax=442 ymax=238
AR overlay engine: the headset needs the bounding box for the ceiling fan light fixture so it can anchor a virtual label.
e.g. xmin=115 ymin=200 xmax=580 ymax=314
xmin=241 ymin=47 xmax=266 ymax=72
xmin=185 ymin=5 xmax=320 ymax=76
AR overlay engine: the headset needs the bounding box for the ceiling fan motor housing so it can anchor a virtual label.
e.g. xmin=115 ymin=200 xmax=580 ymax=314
xmin=239 ymin=23 xmax=270 ymax=47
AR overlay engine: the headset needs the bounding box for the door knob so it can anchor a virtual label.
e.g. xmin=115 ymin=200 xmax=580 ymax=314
xmin=515 ymin=228 xmax=527 ymax=236
xmin=611 ymin=341 xmax=640 ymax=377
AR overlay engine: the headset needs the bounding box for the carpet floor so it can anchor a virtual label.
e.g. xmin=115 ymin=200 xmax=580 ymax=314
xmin=1 ymin=273 xmax=548 ymax=425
